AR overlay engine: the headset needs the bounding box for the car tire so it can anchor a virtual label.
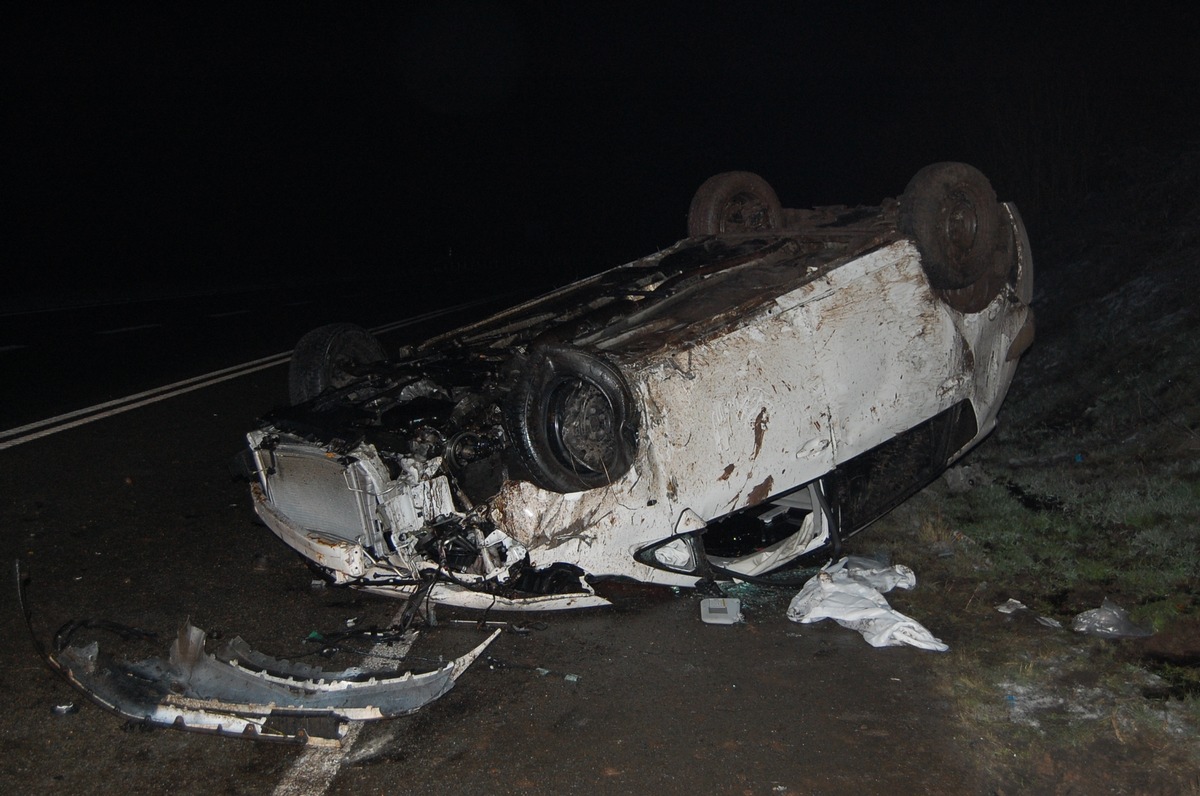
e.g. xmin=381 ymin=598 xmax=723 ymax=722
xmin=288 ymin=323 xmax=386 ymax=405
xmin=935 ymin=264 xmax=1008 ymax=314
xmin=687 ymin=171 xmax=783 ymax=237
xmin=900 ymin=162 xmax=1003 ymax=291
xmin=505 ymin=345 xmax=638 ymax=493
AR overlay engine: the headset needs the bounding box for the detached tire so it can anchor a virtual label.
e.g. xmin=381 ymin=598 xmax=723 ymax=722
xmin=900 ymin=162 xmax=1003 ymax=291
xmin=687 ymin=171 xmax=783 ymax=237
xmin=288 ymin=323 xmax=386 ymax=405
xmin=505 ymin=346 xmax=639 ymax=493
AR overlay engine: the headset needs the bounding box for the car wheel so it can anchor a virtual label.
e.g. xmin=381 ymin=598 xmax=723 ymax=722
xmin=900 ymin=162 xmax=1003 ymax=291
xmin=288 ymin=323 xmax=386 ymax=405
xmin=687 ymin=171 xmax=783 ymax=237
xmin=935 ymin=266 xmax=1007 ymax=314
xmin=505 ymin=345 xmax=639 ymax=493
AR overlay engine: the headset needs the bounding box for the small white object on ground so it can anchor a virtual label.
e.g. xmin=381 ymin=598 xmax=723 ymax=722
xmin=995 ymin=597 xmax=1027 ymax=614
xmin=700 ymin=597 xmax=743 ymax=624
xmin=995 ymin=597 xmax=1063 ymax=628
xmin=787 ymin=557 xmax=948 ymax=651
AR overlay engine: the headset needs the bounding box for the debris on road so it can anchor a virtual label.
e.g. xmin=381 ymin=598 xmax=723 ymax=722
xmin=700 ymin=597 xmax=743 ymax=624
xmin=786 ymin=557 xmax=948 ymax=651
xmin=43 ymin=623 xmax=499 ymax=744
xmin=485 ymin=655 xmax=581 ymax=683
xmin=18 ymin=562 xmax=499 ymax=746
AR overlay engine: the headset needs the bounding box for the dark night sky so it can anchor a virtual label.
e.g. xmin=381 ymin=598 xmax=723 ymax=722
xmin=6 ymin=3 xmax=1199 ymax=304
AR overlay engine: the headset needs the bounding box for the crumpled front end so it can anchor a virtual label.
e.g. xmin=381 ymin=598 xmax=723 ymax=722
xmin=246 ymin=429 xmax=610 ymax=609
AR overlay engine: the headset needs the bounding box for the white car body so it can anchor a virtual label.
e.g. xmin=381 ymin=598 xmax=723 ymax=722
xmin=246 ymin=166 xmax=1034 ymax=610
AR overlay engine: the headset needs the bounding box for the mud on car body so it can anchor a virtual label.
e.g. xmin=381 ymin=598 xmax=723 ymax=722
xmin=243 ymin=163 xmax=1034 ymax=610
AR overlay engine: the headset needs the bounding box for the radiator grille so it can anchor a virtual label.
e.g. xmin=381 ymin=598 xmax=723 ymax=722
xmin=264 ymin=445 xmax=373 ymax=543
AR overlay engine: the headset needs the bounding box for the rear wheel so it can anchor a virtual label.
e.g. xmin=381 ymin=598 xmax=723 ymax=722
xmin=900 ymin=162 xmax=1003 ymax=292
xmin=687 ymin=171 xmax=783 ymax=237
xmin=288 ymin=323 xmax=386 ymax=405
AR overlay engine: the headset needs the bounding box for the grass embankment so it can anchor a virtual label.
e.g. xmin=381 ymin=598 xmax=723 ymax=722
xmin=860 ymin=148 xmax=1200 ymax=792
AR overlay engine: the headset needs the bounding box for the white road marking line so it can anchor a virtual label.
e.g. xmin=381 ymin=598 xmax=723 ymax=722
xmin=0 ymin=354 xmax=291 ymax=450
xmin=273 ymin=612 xmax=415 ymax=796
xmin=370 ymin=295 xmax=500 ymax=335
xmin=96 ymin=323 xmax=163 ymax=335
xmin=0 ymin=297 xmax=495 ymax=450
xmin=0 ymin=351 xmax=293 ymax=444
xmin=0 ymin=344 xmax=27 ymax=352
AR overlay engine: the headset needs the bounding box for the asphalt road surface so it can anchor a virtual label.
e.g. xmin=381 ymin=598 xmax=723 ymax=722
xmin=0 ymin=288 xmax=980 ymax=795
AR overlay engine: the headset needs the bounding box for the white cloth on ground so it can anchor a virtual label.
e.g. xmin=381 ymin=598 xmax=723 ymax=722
xmin=786 ymin=556 xmax=948 ymax=652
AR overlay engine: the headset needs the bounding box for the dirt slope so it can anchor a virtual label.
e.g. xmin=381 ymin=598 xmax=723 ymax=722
xmin=867 ymin=145 xmax=1200 ymax=794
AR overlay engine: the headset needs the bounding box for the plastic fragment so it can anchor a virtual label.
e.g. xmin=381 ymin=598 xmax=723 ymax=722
xmin=995 ymin=598 xmax=1026 ymax=614
xmin=1072 ymin=598 xmax=1153 ymax=638
xmin=700 ymin=598 xmax=743 ymax=624
xmin=995 ymin=598 xmax=1062 ymax=628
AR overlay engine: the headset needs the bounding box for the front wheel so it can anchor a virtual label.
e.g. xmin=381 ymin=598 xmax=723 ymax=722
xmin=287 ymin=323 xmax=386 ymax=405
xmin=504 ymin=345 xmax=639 ymax=493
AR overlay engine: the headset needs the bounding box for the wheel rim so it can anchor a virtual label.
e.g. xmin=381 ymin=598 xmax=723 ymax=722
xmin=327 ymin=357 xmax=356 ymax=389
xmin=547 ymin=377 xmax=617 ymax=475
xmin=720 ymin=191 xmax=774 ymax=232
xmin=942 ymin=189 xmax=979 ymax=263
xmin=326 ymin=340 xmax=380 ymax=389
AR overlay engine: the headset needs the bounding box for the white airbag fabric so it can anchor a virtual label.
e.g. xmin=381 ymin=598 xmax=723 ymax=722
xmin=786 ymin=557 xmax=948 ymax=652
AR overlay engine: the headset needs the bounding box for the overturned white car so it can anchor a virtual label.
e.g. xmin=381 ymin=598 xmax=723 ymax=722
xmin=242 ymin=163 xmax=1034 ymax=610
